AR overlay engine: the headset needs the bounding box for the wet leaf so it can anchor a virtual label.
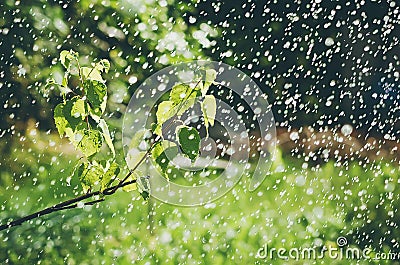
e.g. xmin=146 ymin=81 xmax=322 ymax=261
xmin=155 ymin=100 xmax=174 ymax=135
xmin=122 ymin=180 xmax=137 ymax=192
xmin=122 ymin=172 xmax=139 ymax=192
xmin=76 ymin=129 xmax=103 ymax=158
xmin=84 ymin=80 xmax=107 ymax=116
xmin=201 ymin=95 xmax=217 ymax=133
xmin=76 ymin=161 xmax=102 ymax=193
xmin=71 ymin=98 xmax=87 ymax=120
xmin=101 ymin=161 xmax=120 ymax=190
xmin=62 ymin=73 xmax=68 ymax=88
xmin=176 ymin=125 xmax=200 ymax=161
xmin=138 ymin=176 xmax=151 ymax=199
xmin=170 ymin=84 xmax=192 ymax=105
xmin=98 ymin=118 xmax=115 ymax=157
xmin=82 ymin=67 xmax=104 ymax=83
xmin=152 ymin=141 xmax=170 ymax=172
xmin=63 ymin=98 xmax=83 ymax=129
xmin=202 ymin=69 xmax=217 ymax=96
xmin=95 ymin=59 xmax=110 ymax=73
xmin=60 ymin=50 xmax=77 ymax=69
xmin=54 ymin=103 xmax=69 ymax=136
xmin=170 ymin=83 xmax=198 ymax=115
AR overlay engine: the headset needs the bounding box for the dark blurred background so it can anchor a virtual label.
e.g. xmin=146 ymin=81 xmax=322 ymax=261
xmin=1 ymin=0 xmax=399 ymax=141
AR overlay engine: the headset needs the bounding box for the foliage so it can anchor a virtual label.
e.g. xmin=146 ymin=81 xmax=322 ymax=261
xmin=48 ymin=50 xmax=218 ymax=194
xmin=48 ymin=50 xmax=120 ymax=194
xmin=133 ymin=68 xmax=218 ymax=182
xmin=0 ymin=0 xmax=213 ymax=137
xmin=152 ymin=69 xmax=216 ymax=178
xmin=176 ymin=125 xmax=201 ymax=161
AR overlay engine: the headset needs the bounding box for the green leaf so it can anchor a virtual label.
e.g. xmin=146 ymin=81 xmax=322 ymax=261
xmin=164 ymin=144 xmax=179 ymax=159
xmin=95 ymin=59 xmax=110 ymax=73
xmin=76 ymin=129 xmax=103 ymax=158
xmin=155 ymin=150 xmax=170 ymax=173
xmin=155 ymin=100 xmax=174 ymax=136
xmin=62 ymin=72 xmax=68 ymax=88
xmin=178 ymin=95 xmax=198 ymax=116
xmin=201 ymin=95 xmax=217 ymax=134
xmin=60 ymin=50 xmax=74 ymax=69
xmin=169 ymin=83 xmax=198 ymax=115
xmin=54 ymin=103 xmax=69 ymax=136
xmin=82 ymin=67 xmax=104 ymax=82
xmin=137 ymin=176 xmax=150 ymax=201
xmin=98 ymin=119 xmax=115 ymax=157
xmin=75 ymin=160 xmax=119 ymax=192
xmin=54 ymin=99 xmax=84 ymax=138
xmin=60 ymin=50 xmax=78 ymax=69
xmin=170 ymin=84 xmax=191 ymax=105
xmin=46 ymin=78 xmax=72 ymax=97
xmin=140 ymin=191 xmax=150 ymax=200
xmin=60 ymin=86 xmax=73 ymax=97
xmin=60 ymin=50 xmax=69 ymax=68
xmin=151 ymin=141 xmax=170 ymax=172
xmin=205 ymin=69 xmax=217 ymax=83
xmin=123 ymin=154 xmax=149 ymax=193
xmin=76 ymin=161 xmax=103 ymax=193
xmin=122 ymin=174 xmax=150 ymax=199
xmin=176 ymin=125 xmax=200 ymax=161
xmin=71 ymin=122 xmax=88 ymax=142
xmin=88 ymin=111 xmax=101 ymax=123
xmin=71 ymin=98 xmax=87 ymax=120
xmin=155 ymin=83 xmax=203 ymax=136
xmin=122 ymin=175 xmax=138 ymax=192
xmin=137 ymin=175 xmax=150 ymax=199
xmin=202 ymin=69 xmax=217 ymax=96
xmin=63 ymin=98 xmax=83 ymax=129
xmin=151 ymin=141 xmax=177 ymax=173
xmin=84 ymin=80 xmax=107 ymax=116
xmin=101 ymin=161 xmax=120 ymax=190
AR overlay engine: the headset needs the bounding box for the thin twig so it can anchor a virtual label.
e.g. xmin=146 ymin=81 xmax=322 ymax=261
xmin=111 ymin=79 xmax=202 ymax=191
xmin=0 ymin=179 xmax=136 ymax=231
xmin=0 ymin=79 xmax=203 ymax=232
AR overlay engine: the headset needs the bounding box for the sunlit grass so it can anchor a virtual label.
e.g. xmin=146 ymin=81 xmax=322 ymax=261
xmin=0 ymin=135 xmax=398 ymax=264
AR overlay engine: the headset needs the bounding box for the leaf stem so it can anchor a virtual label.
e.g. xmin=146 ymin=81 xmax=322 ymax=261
xmin=76 ymin=60 xmax=85 ymax=88
xmin=0 ymin=178 xmax=136 ymax=232
xmin=0 ymin=79 xmax=204 ymax=232
xmin=112 ymin=79 xmax=203 ymax=190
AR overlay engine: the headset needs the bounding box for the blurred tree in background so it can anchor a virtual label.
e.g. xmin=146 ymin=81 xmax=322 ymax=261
xmin=1 ymin=0 xmax=399 ymax=140
xmin=194 ymin=0 xmax=400 ymax=138
xmin=0 ymin=0 xmax=213 ymax=137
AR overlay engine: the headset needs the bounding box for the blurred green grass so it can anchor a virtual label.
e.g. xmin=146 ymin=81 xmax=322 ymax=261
xmin=0 ymin=132 xmax=399 ymax=264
